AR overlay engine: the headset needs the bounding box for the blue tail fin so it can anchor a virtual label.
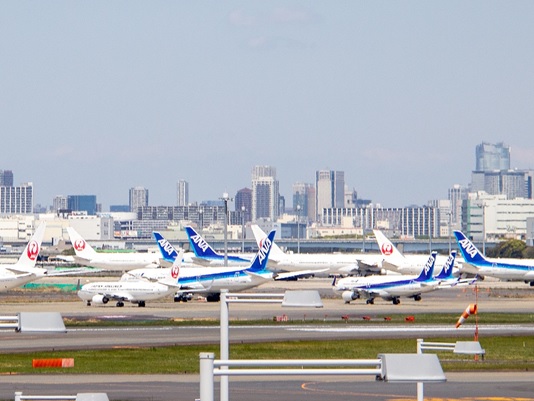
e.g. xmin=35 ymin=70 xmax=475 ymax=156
xmin=435 ymin=250 xmax=456 ymax=280
xmin=247 ymin=230 xmax=276 ymax=273
xmin=184 ymin=226 xmax=221 ymax=258
xmin=153 ymin=231 xmax=180 ymax=262
xmin=416 ymin=251 xmax=437 ymax=281
xmin=453 ymin=231 xmax=489 ymax=265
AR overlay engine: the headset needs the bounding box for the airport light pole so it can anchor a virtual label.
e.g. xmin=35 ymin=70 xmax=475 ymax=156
xmin=241 ymin=206 xmax=246 ymax=253
xmin=296 ymin=204 xmax=301 ymax=254
xmin=220 ymin=193 xmax=232 ymax=267
xmin=219 ymin=289 xmax=323 ymax=401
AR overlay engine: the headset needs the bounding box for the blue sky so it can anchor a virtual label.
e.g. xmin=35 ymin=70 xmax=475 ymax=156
xmin=1 ymin=2 xmax=533 ymax=209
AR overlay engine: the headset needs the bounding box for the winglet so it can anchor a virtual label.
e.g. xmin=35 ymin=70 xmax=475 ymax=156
xmin=416 ymin=251 xmax=437 ymax=281
xmin=453 ymin=231 xmax=489 ymax=266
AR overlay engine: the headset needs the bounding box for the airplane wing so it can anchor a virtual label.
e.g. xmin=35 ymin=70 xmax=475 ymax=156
xmin=190 ymin=257 xmax=214 ymax=267
xmin=3 ymin=268 xmax=35 ymax=277
xmin=273 ymin=268 xmax=329 ymax=281
xmin=46 ymin=267 xmax=103 ymax=276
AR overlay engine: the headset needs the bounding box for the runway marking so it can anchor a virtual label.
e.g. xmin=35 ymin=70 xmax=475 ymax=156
xmin=302 ymin=382 xmax=534 ymax=401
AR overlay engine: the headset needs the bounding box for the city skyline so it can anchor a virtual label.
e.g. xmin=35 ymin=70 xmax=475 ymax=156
xmin=2 ymin=3 xmax=534 ymax=209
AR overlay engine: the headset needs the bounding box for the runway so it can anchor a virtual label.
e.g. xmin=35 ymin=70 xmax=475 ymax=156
xmin=2 ymin=279 xmax=534 ymax=400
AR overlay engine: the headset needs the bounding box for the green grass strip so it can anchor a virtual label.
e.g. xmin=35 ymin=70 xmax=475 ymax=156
xmin=1 ymin=336 xmax=533 ymax=375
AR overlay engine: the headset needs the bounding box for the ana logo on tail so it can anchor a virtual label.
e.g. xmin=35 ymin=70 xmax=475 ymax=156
xmin=423 ymin=254 xmax=436 ymax=275
xmin=26 ymin=241 xmax=40 ymax=261
xmin=73 ymin=239 xmax=86 ymax=252
xmin=157 ymin=238 xmax=175 ymax=258
xmin=258 ymin=237 xmax=272 ymax=265
xmin=381 ymin=243 xmax=393 ymax=256
xmin=190 ymin=234 xmax=209 ymax=252
xmin=458 ymin=238 xmax=478 ymax=259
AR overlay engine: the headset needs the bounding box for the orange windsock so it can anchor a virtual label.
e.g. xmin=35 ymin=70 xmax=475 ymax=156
xmin=455 ymin=304 xmax=477 ymax=328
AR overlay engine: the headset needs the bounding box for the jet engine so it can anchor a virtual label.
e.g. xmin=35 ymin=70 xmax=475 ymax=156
xmin=341 ymin=291 xmax=358 ymax=303
xmin=91 ymin=294 xmax=109 ymax=304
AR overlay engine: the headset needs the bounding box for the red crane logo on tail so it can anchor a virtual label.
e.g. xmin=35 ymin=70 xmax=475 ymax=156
xmin=74 ymin=239 xmax=86 ymax=252
xmin=26 ymin=241 xmax=40 ymax=261
xmin=381 ymin=243 xmax=393 ymax=256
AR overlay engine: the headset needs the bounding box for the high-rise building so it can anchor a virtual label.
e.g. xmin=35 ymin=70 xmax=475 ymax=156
xmin=177 ymin=180 xmax=189 ymax=206
xmin=0 ymin=182 xmax=33 ymax=214
xmin=67 ymin=194 xmax=97 ymax=216
xmin=0 ymin=170 xmax=14 ymax=187
xmin=448 ymin=184 xmax=467 ymax=227
xmin=292 ymin=182 xmax=314 ymax=222
xmin=129 ymin=187 xmax=149 ymax=213
xmin=315 ymin=170 xmax=345 ymax=221
xmin=251 ymin=166 xmax=279 ymax=221
xmin=53 ymin=195 xmax=68 ymax=212
xmin=235 ymin=187 xmax=252 ymax=223
xmin=476 ymin=142 xmax=510 ymax=171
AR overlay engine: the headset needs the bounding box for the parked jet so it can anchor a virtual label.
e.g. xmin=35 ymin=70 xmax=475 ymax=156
xmin=128 ymin=229 xmax=277 ymax=302
xmin=454 ymin=230 xmax=534 ymax=285
xmin=183 ymin=226 xmax=252 ymax=267
xmin=332 ymin=251 xmax=440 ymax=304
xmin=0 ymin=223 xmax=48 ymax=291
xmin=77 ymin=273 xmax=177 ymax=307
xmin=250 ymin=225 xmax=381 ymax=277
xmin=373 ymin=229 xmax=461 ymax=276
xmin=66 ymin=227 xmax=162 ymax=271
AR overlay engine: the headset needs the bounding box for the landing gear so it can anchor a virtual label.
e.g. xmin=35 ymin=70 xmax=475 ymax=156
xmin=392 ymin=297 xmax=400 ymax=305
xmin=116 ymin=301 xmax=124 ymax=307
xmin=413 ymin=294 xmax=422 ymax=301
xmin=366 ymin=298 xmax=375 ymax=305
xmin=86 ymin=301 xmax=91 ymax=306
xmin=138 ymin=301 xmax=146 ymax=307
xmin=206 ymin=293 xmax=221 ymax=303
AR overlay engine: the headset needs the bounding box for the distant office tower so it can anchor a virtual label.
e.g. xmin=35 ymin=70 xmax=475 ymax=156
xmin=448 ymin=184 xmax=467 ymax=227
xmin=471 ymin=142 xmax=527 ymax=200
xmin=476 ymin=142 xmax=510 ymax=171
xmin=68 ymin=195 xmax=97 ymax=216
xmin=251 ymin=166 xmax=280 ymax=221
xmin=0 ymin=170 xmax=14 ymax=187
xmin=53 ymin=195 xmax=68 ymax=212
xmin=0 ymin=182 xmax=33 ymax=214
xmin=129 ymin=186 xmax=149 ymax=213
xmin=177 ymin=180 xmax=189 ymax=206
xmin=235 ymin=187 xmax=252 ymax=223
xmin=292 ymin=182 xmax=315 ymax=222
xmin=315 ymin=170 xmax=345 ymax=221
xmin=525 ymin=170 xmax=534 ymax=199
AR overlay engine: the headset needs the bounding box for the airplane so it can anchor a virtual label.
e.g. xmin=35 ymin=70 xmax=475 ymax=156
xmin=0 ymin=223 xmax=48 ymax=291
xmin=66 ymin=227 xmax=162 ymax=271
xmin=454 ymin=230 xmax=534 ymax=285
xmin=125 ymin=229 xmax=277 ymax=302
xmin=332 ymin=251 xmax=440 ymax=305
xmin=77 ymin=272 xmax=177 ymax=307
xmin=183 ymin=226 xmax=252 ymax=267
xmin=250 ymin=224 xmax=383 ymax=277
xmin=373 ymin=229 xmax=461 ymax=276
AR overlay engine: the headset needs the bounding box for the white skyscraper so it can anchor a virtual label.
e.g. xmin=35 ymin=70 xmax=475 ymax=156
xmin=177 ymin=180 xmax=189 ymax=206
